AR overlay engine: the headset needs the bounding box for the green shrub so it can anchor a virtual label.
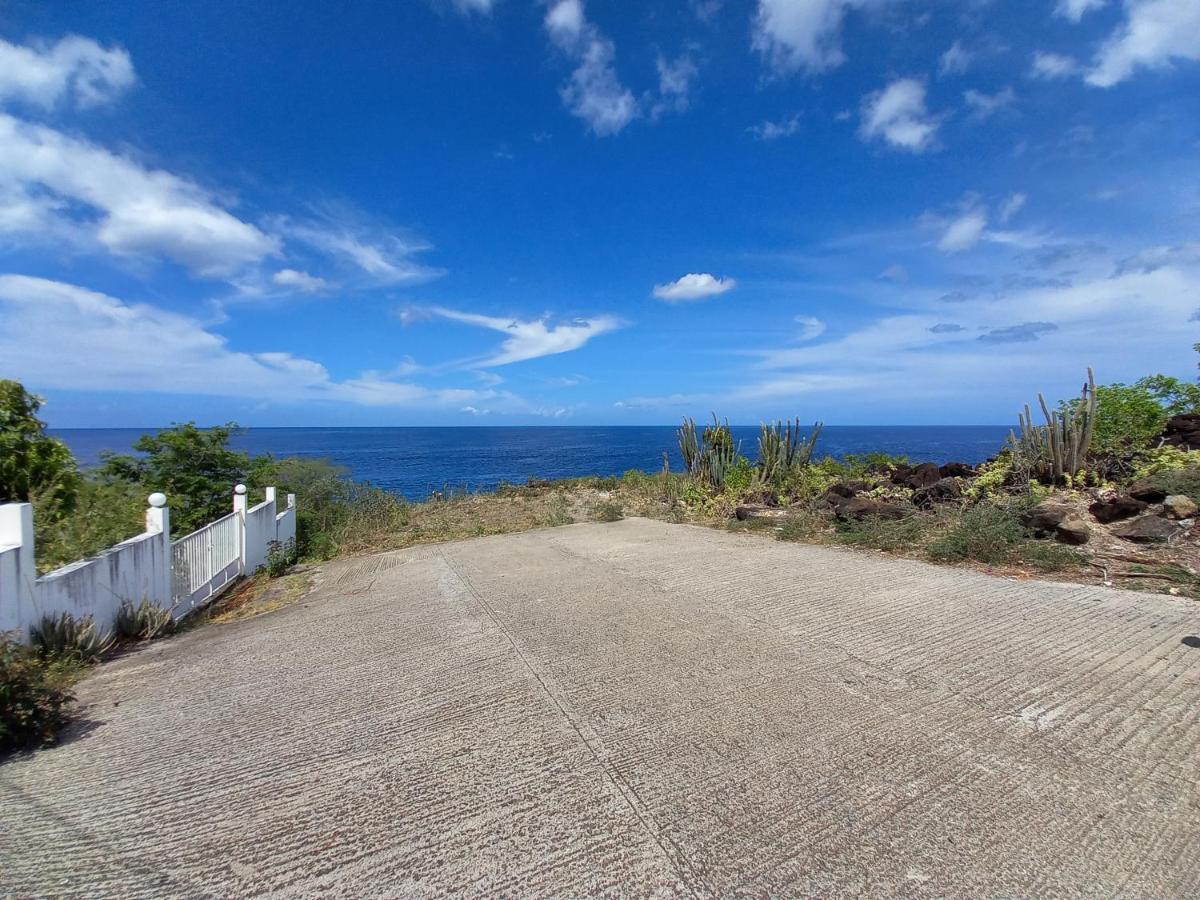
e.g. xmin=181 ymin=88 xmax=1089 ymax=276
xmin=928 ymin=501 xmax=1029 ymax=565
xmin=833 ymin=513 xmax=928 ymax=552
xmin=1131 ymin=466 xmax=1200 ymax=503
xmin=841 ymin=452 xmax=908 ymax=477
xmin=1 ymin=636 xmax=76 ymax=754
xmin=30 ymin=613 xmax=114 ymax=663
xmin=592 ymin=500 xmax=624 ymax=522
xmin=264 ymin=538 xmax=297 ymax=578
xmin=114 ymin=600 xmax=175 ymax=641
xmin=32 ymin=478 xmax=144 ymax=574
xmin=1133 ymin=446 xmax=1200 ymax=478
xmin=722 ymin=455 xmax=756 ymax=495
xmin=776 ymin=509 xmax=827 ymax=543
xmin=1017 ymin=540 xmax=1086 ymax=572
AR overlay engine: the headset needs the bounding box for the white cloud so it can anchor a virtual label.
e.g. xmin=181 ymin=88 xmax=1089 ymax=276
xmin=271 ymin=269 xmax=331 ymax=293
xmin=963 ymin=86 xmax=1015 ymax=119
xmin=939 ymin=41 xmax=972 ymax=76
xmin=1056 ymin=0 xmax=1106 ymax=21
xmin=0 ymin=113 xmax=279 ymax=276
xmin=0 ymin=35 xmax=134 ymax=109
xmin=1030 ymin=51 xmax=1078 ymax=79
xmin=878 ymin=264 xmax=908 ymax=282
xmin=0 ymin=275 xmax=504 ymax=409
xmin=651 ymin=54 xmax=698 ymax=118
xmin=998 ymin=192 xmax=1027 ymax=223
xmin=752 ymin=0 xmax=876 ymax=75
xmin=748 ymin=114 xmax=801 ymax=141
xmin=938 ymin=209 xmax=988 ymax=252
xmin=426 ymin=306 xmax=623 ymax=366
xmin=859 ymin=79 xmax=939 ymax=152
xmin=1087 ymin=0 xmax=1200 ymax=87
xmin=544 ymin=0 xmax=636 ymax=136
xmin=652 ymin=273 xmax=737 ymax=302
xmin=795 ymin=315 xmax=826 ymax=340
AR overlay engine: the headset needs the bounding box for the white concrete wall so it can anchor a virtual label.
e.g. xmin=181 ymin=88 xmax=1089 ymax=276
xmin=1 ymin=485 xmax=297 ymax=642
xmin=243 ymin=487 xmax=277 ymax=573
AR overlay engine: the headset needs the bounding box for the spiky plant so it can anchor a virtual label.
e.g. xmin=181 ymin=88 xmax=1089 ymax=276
xmin=758 ymin=418 xmax=824 ymax=482
xmin=701 ymin=414 xmax=738 ymax=490
xmin=30 ymin=613 xmax=114 ymax=663
xmin=1008 ymin=368 xmax=1098 ymax=483
xmin=677 ymin=417 xmax=701 ymax=477
xmin=114 ymin=600 xmax=174 ymax=642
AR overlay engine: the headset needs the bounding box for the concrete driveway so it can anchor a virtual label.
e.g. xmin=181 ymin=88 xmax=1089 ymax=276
xmin=3 ymin=518 xmax=1200 ymax=897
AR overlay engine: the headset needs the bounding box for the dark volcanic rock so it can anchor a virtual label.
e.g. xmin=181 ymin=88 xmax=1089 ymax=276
xmin=939 ymin=462 xmax=977 ymax=479
xmin=825 ymin=481 xmax=869 ymax=499
xmin=834 ymin=497 xmax=909 ymax=521
xmin=1089 ymin=496 xmax=1149 ymax=523
xmin=1055 ymin=516 xmax=1091 ymax=545
xmin=889 ymin=464 xmax=912 ymax=485
xmin=1162 ymin=413 xmax=1200 ymax=450
xmin=734 ymin=505 xmax=789 ymax=522
xmin=1111 ymin=515 xmax=1179 ymax=543
xmin=1128 ymin=479 xmax=1168 ymax=503
xmin=902 ymin=463 xmax=943 ymax=489
xmin=1023 ymin=502 xmax=1073 ymax=536
xmin=912 ymin=477 xmax=963 ymax=508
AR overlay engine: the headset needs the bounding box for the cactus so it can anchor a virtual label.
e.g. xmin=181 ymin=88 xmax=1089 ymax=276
xmin=677 ymin=414 xmax=740 ymax=489
xmin=758 ymin=418 xmax=823 ymax=482
xmin=677 ymin=417 xmax=701 ymax=477
xmin=1008 ymin=368 xmax=1098 ymax=483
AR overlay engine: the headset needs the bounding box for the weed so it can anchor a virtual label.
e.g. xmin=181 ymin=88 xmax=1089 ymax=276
xmin=928 ymin=501 xmax=1029 ymax=565
xmin=592 ymin=500 xmax=624 ymax=522
xmin=29 ymin=613 xmax=114 ymax=663
xmin=114 ymin=600 xmax=175 ymax=641
xmin=265 ymin=538 xmax=298 ymax=577
xmin=1 ymin=635 xmax=77 ymax=754
xmin=833 ymin=513 xmax=930 ymax=552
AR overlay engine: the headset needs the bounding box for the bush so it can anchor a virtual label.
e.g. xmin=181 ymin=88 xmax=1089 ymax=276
xmin=834 ymin=513 xmax=928 ymax=552
xmin=1131 ymin=466 xmax=1200 ymax=503
xmin=1133 ymin=446 xmax=1200 ymax=478
xmin=592 ymin=500 xmax=624 ymax=522
xmin=32 ymin=478 xmax=144 ymax=574
xmin=264 ymin=538 xmax=297 ymax=577
xmin=1 ymin=636 xmax=76 ymax=754
xmin=114 ymin=600 xmax=175 ymax=641
xmin=928 ymin=501 xmax=1029 ymax=565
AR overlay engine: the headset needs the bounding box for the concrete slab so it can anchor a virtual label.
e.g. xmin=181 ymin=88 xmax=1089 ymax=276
xmin=3 ymin=518 xmax=1200 ymax=896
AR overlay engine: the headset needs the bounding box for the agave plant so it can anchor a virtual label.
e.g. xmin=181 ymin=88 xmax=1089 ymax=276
xmin=30 ymin=612 xmax=114 ymax=662
xmin=114 ymin=599 xmax=174 ymax=641
xmin=758 ymin=418 xmax=824 ymax=483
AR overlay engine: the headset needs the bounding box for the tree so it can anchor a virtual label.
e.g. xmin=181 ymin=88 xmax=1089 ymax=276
xmin=98 ymin=422 xmax=267 ymax=534
xmin=0 ymin=380 xmax=79 ymax=509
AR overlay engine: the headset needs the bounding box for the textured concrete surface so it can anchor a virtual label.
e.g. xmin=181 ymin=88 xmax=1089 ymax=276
xmin=3 ymin=518 xmax=1200 ymax=897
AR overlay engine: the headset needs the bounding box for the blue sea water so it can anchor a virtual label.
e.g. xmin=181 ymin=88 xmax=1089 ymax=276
xmin=53 ymin=426 xmax=1011 ymax=501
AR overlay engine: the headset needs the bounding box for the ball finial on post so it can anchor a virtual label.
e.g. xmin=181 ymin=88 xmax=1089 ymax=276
xmin=234 ymin=484 xmax=247 ymax=495
xmin=148 ymin=492 xmax=167 ymax=508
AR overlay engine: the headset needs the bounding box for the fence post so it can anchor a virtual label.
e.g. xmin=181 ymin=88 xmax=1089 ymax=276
xmin=233 ymin=484 xmax=248 ymax=574
xmin=145 ymin=492 xmax=171 ymax=610
xmin=0 ymin=503 xmax=35 ymax=640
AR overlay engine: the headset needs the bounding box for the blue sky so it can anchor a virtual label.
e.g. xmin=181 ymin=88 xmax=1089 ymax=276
xmin=0 ymin=0 xmax=1197 ymax=427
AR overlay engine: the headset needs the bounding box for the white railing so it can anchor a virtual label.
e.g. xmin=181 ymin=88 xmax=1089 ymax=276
xmin=171 ymin=511 xmax=241 ymax=612
xmin=0 ymin=484 xmax=297 ymax=641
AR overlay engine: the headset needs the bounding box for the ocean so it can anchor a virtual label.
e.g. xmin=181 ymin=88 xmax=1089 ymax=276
xmin=53 ymin=425 xmax=1012 ymax=501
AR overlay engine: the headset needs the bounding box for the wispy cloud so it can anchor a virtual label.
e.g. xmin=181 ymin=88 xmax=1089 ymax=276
xmin=423 ymin=306 xmax=623 ymax=366
xmin=859 ymin=79 xmax=940 ymax=152
xmin=0 ymin=35 xmax=134 ymax=109
xmin=543 ymin=0 xmax=637 ymax=136
xmin=747 ymin=114 xmax=801 ymax=141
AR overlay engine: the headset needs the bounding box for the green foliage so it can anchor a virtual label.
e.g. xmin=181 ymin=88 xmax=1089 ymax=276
xmin=758 ymin=419 xmax=823 ymax=483
xmin=1131 ymin=466 xmax=1200 ymax=504
xmin=839 ymin=452 xmax=908 ymax=478
xmin=265 ymin=538 xmax=297 ymax=578
xmin=678 ymin=414 xmax=739 ymax=490
xmin=32 ymin=478 xmax=144 ymax=574
xmin=1133 ymin=446 xmax=1200 ymax=478
xmin=779 ymin=456 xmax=842 ymax=501
xmin=29 ymin=613 xmax=114 ymax=663
xmin=965 ymin=452 xmax=1014 ymax=501
xmin=928 ymin=501 xmax=1031 ymax=565
xmin=592 ymin=500 xmax=624 ymax=522
xmin=99 ymin=422 xmax=267 ymax=534
xmin=114 ymin=600 xmax=174 ymax=641
xmin=1 ymin=636 xmax=76 ymax=754
xmin=0 ymin=380 xmax=80 ymax=509
xmin=723 ymin=455 xmax=756 ymax=495
xmin=833 ymin=513 xmax=927 ymax=552
xmin=1089 ymin=382 xmax=1172 ymax=457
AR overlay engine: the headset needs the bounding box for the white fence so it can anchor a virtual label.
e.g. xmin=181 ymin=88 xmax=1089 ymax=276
xmin=0 ymin=484 xmax=296 ymax=641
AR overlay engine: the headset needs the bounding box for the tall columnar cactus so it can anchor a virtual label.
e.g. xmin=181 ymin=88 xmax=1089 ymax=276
xmin=677 ymin=417 xmax=701 ymax=477
xmin=1009 ymin=368 xmax=1098 ymax=483
xmin=677 ymin=414 xmax=739 ymax=489
xmin=758 ymin=418 xmax=823 ymax=482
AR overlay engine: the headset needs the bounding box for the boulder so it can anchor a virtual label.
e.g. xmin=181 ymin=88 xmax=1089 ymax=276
xmin=889 ymin=464 xmax=912 ymax=485
xmin=1163 ymin=494 xmax=1199 ymax=520
xmin=1023 ymin=502 xmax=1073 ymax=536
xmin=939 ymin=462 xmax=977 ymax=479
xmin=1111 ymin=515 xmax=1179 ymax=544
xmin=912 ymin=477 xmax=962 ymax=508
xmin=902 ymin=463 xmax=943 ymax=489
xmin=1089 ymin=496 xmax=1148 ymax=523
xmin=824 ymin=480 xmax=869 ymax=499
xmin=1128 ymin=479 xmax=1168 ymax=503
xmin=1162 ymin=413 xmax=1200 ymax=450
xmin=734 ymin=505 xmax=789 ymax=522
xmin=1054 ymin=516 xmax=1091 ymax=545
xmin=835 ymin=497 xmax=909 ymax=521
